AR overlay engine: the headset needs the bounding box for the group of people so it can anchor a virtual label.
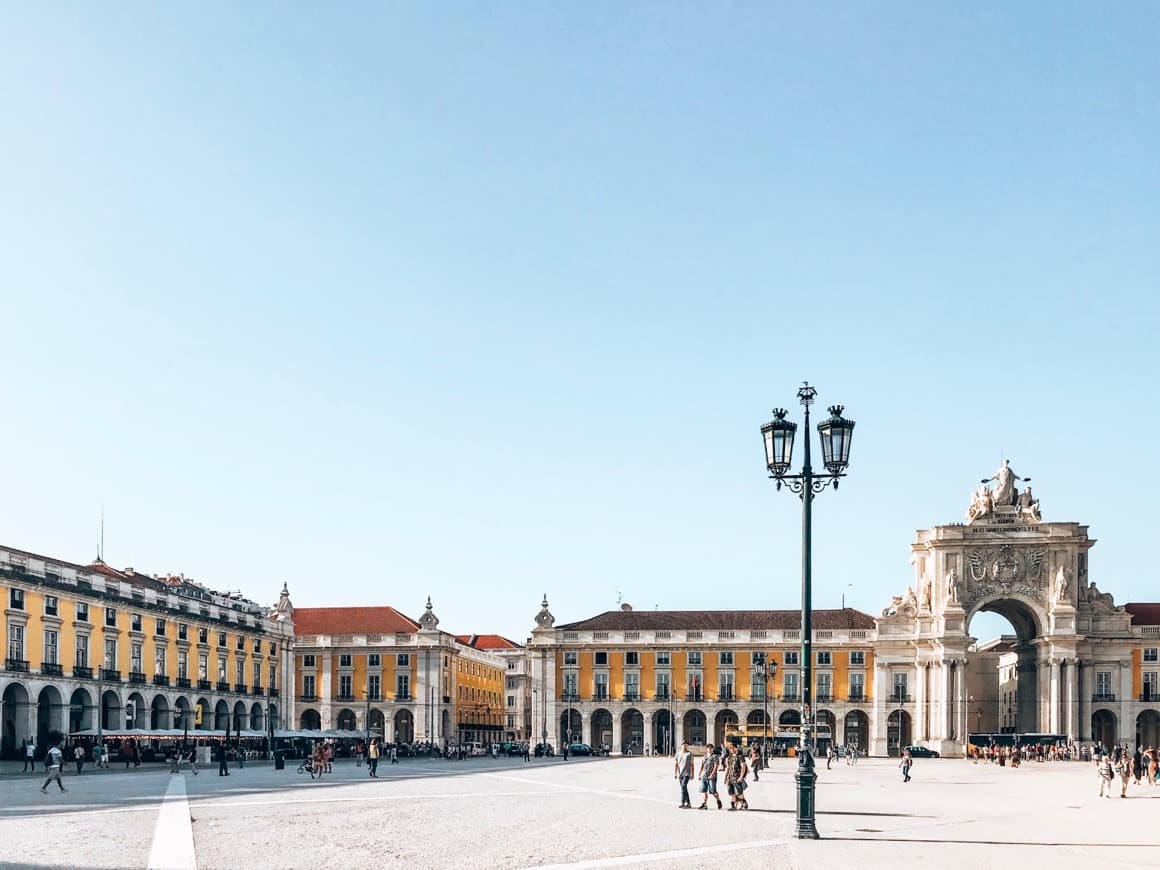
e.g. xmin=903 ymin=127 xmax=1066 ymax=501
xmin=673 ymin=742 xmax=756 ymax=811
xmin=1097 ymin=744 xmax=1160 ymax=798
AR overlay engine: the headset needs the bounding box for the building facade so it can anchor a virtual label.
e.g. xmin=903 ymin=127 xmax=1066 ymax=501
xmin=455 ymin=634 xmax=529 ymax=744
xmin=528 ymin=598 xmax=878 ymax=754
xmin=290 ymin=598 xmax=509 ymax=748
xmin=1 ymin=546 xmax=293 ymax=758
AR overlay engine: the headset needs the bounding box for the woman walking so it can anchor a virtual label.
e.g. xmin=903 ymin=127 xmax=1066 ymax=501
xmin=368 ymin=738 xmax=380 ymax=778
xmin=899 ymin=748 xmax=913 ymax=783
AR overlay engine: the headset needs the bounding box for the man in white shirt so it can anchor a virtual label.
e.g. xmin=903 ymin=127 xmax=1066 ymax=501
xmin=40 ymin=743 xmax=67 ymax=794
xmin=674 ymin=742 xmax=694 ymax=808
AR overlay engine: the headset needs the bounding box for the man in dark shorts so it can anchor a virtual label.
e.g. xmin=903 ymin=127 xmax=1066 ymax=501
xmin=723 ymin=743 xmax=749 ymax=810
xmin=696 ymin=742 xmax=723 ymax=809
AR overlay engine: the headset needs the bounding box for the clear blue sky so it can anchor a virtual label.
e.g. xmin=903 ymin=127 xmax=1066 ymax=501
xmin=2 ymin=4 xmax=1157 ymax=643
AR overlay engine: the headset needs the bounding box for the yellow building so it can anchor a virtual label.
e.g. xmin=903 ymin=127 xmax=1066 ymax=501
xmin=1 ymin=545 xmax=292 ymax=758
xmin=290 ymin=598 xmax=509 ymax=748
xmin=528 ymin=599 xmax=877 ymax=754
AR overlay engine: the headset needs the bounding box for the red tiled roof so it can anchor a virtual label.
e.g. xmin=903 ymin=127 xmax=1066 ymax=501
xmin=556 ymin=609 xmax=876 ymax=632
xmin=1126 ymin=603 xmax=1160 ymax=626
xmin=455 ymin=634 xmax=523 ymax=650
xmin=294 ymin=606 xmax=420 ymax=636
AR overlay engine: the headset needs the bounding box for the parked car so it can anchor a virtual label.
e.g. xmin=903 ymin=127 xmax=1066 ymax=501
xmin=903 ymin=745 xmax=941 ymax=758
xmin=567 ymin=742 xmax=593 ymax=756
xmin=534 ymin=742 xmax=555 ymax=757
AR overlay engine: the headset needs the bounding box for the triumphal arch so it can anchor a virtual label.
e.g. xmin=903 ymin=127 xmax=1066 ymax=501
xmin=873 ymin=460 xmax=1138 ymax=757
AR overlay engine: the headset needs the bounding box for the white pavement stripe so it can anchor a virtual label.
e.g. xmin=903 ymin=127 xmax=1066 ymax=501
xmin=146 ymin=774 xmax=197 ymax=870
xmin=521 ymin=838 xmax=792 ymax=869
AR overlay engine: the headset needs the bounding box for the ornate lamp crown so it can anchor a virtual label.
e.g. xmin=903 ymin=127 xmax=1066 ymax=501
xmin=761 ymin=407 xmax=798 ymax=477
xmin=817 ymin=404 xmax=855 ymax=475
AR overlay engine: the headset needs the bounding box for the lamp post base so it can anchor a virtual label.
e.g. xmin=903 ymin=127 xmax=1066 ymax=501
xmin=794 ymin=751 xmax=820 ymax=839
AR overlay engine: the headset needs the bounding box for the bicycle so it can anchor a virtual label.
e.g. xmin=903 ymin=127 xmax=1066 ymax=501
xmin=296 ymin=759 xmax=315 ymax=776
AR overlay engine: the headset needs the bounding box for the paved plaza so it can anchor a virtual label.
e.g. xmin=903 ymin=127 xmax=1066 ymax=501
xmin=2 ymin=754 xmax=1159 ymax=869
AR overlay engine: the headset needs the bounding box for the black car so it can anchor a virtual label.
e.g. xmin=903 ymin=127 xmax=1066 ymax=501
xmin=567 ymin=742 xmax=593 ymax=756
xmin=902 ymin=744 xmax=940 ymax=758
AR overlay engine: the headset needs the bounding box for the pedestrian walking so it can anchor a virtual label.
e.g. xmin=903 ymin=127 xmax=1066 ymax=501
xmin=368 ymin=738 xmax=380 ymax=777
xmin=723 ymin=744 xmax=749 ymax=810
xmin=1098 ymin=754 xmax=1115 ymax=798
xmin=356 ymin=740 xmax=365 ymax=768
xmin=1132 ymin=748 xmax=1144 ymax=785
xmin=23 ymin=739 xmax=36 ymax=773
xmin=40 ymin=744 xmax=66 ymax=794
xmin=673 ymin=742 xmax=693 ymax=808
xmin=236 ymin=742 xmax=245 ymax=769
xmin=74 ymin=743 xmax=85 ymax=775
xmin=1119 ymin=753 xmax=1132 ymax=798
xmin=748 ymin=744 xmax=762 ymax=781
xmin=523 ymin=743 xmax=530 ymax=762
xmin=899 ymin=748 xmax=912 ymax=783
xmin=696 ymin=742 xmax=723 ymax=809
xmin=391 ymin=744 xmax=398 ymax=765
xmin=311 ymin=742 xmax=325 ymax=780
xmin=218 ymin=742 xmax=230 ymax=776
xmin=827 ymin=746 xmax=835 ymax=770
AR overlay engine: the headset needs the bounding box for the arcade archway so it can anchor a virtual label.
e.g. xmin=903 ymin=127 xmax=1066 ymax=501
xmin=1092 ymin=709 xmax=1116 ymax=750
xmin=620 ymin=708 xmax=643 ymax=753
xmin=1137 ymin=710 xmax=1160 ymax=749
xmin=589 ymin=708 xmax=612 ymax=750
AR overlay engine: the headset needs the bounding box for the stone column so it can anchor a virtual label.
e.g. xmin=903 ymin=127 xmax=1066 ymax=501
xmin=674 ymin=708 xmax=684 ymax=749
xmin=611 ymin=714 xmax=623 ymax=754
xmin=914 ymin=662 xmax=927 ymax=742
xmin=320 ymin=655 xmax=333 ymax=730
xmin=957 ymin=659 xmax=969 ymax=748
xmin=1066 ymin=658 xmax=1080 ymax=741
xmin=1119 ymin=659 xmax=1133 ymax=745
xmin=1049 ymin=658 xmax=1061 ymax=734
xmin=871 ymin=660 xmax=888 ymax=756
xmin=1078 ymin=660 xmax=1091 ymax=742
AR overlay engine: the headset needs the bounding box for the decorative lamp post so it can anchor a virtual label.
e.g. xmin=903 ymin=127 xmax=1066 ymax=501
xmin=761 ymin=383 xmax=855 ymax=840
xmin=753 ymin=659 xmax=778 ymax=762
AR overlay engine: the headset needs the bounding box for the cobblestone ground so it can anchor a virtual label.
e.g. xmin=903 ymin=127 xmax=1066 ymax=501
xmin=2 ymin=754 xmax=1160 ymax=869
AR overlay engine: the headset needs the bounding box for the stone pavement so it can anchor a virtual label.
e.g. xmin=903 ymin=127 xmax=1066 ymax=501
xmin=2 ymin=753 xmax=1159 ymax=868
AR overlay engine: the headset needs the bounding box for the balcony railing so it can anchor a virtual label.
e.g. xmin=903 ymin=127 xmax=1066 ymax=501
xmin=394 ymin=693 xmax=411 ymax=701
xmin=73 ymin=665 xmax=93 ymax=679
xmin=298 ymin=694 xmax=318 ymax=702
xmin=129 ymin=671 xmax=147 ymax=684
xmin=198 ymin=679 xmax=212 ymax=690
xmin=177 ymin=677 xmax=191 ymax=689
xmin=815 ymin=693 xmax=833 ymax=703
xmin=687 ymin=692 xmax=704 ymax=702
xmin=623 ymin=692 xmax=640 ymax=702
xmin=655 ymin=692 xmax=671 ymax=702
xmin=1140 ymin=693 xmax=1159 ymax=703
xmin=5 ymin=659 xmax=30 ymax=673
xmin=847 ymin=691 xmax=866 ymax=702
xmin=268 ymin=688 xmax=279 ymax=698
xmin=101 ymin=668 xmax=122 ymax=682
xmin=337 ymin=693 xmax=355 ymax=702
xmin=234 ymin=683 xmax=247 ymax=693
xmin=42 ymin=662 xmax=64 ymax=677
xmin=152 ymin=675 xmax=171 ymax=687
xmin=1093 ymin=693 xmax=1116 ymax=703
xmin=890 ymin=695 xmax=914 ymax=704
xmin=366 ymin=692 xmax=380 ymax=701
xmin=780 ymin=693 xmax=800 ymax=702
xmin=252 ymin=686 xmax=265 ymax=696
